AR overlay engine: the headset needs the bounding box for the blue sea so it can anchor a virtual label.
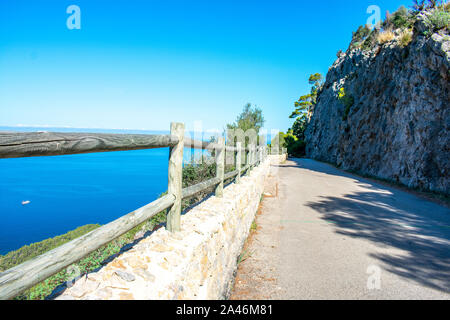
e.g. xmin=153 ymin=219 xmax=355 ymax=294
xmin=0 ymin=127 xmax=206 ymax=255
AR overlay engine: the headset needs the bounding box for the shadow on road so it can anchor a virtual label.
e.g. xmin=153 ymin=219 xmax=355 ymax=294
xmin=288 ymin=159 xmax=450 ymax=293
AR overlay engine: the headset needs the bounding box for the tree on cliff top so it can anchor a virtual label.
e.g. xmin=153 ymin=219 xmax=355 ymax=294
xmin=284 ymin=73 xmax=323 ymax=157
xmin=227 ymin=103 xmax=265 ymax=134
xmin=290 ymin=73 xmax=323 ymax=122
xmin=226 ymin=103 xmax=265 ymax=150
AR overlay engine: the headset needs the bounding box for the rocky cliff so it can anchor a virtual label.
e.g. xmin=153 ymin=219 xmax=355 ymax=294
xmin=305 ymin=11 xmax=450 ymax=194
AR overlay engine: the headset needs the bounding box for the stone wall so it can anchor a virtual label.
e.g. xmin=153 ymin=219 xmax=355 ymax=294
xmin=55 ymin=157 xmax=276 ymax=300
xmin=270 ymin=154 xmax=287 ymax=165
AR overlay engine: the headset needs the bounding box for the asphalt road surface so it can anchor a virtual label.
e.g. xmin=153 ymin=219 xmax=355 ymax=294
xmin=231 ymin=158 xmax=450 ymax=300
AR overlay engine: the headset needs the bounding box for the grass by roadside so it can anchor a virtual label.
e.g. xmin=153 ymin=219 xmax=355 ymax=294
xmin=235 ymin=195 xmax=263 ymax=273
xmin=236 ymin=219 xmax=258 ymax=266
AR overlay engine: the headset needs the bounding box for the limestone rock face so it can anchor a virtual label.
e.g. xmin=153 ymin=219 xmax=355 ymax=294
xmin=305 ymin=30 xmax=449 ymax=194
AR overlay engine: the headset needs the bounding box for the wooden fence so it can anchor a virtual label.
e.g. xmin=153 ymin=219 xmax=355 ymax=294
xmin=0 ymin=123 xmax=281 ymax=300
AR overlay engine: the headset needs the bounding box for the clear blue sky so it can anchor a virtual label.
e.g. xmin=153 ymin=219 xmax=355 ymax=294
xmin=0 ymin=0 xmax=408 ymax=133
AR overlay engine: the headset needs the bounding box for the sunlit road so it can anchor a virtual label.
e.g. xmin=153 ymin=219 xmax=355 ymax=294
xmin=232 ymin=158 xmax=450 ymax=300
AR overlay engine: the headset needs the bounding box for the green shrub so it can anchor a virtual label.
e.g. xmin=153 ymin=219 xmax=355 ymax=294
xmin=182 ymin=161 xmax=216 ymax=188
xmin=349 ymin=25 xmax=371 ymax=50
xmin=427 ymin=9 xmax=450 ymax=30
xmin=338 ymin=88 xmax=355 ymax=121
xmin=390 ymin=6 xmax=414 ymax=29
xmin=181 ymin=160 xmax=228 ymax=208
xmin=282 ymin=132 xmax=306 ymax=158
xmin=289 ymin=140 xmax=306 ymax=158
xmin=361 ymin=29 xmax=379 ymax=51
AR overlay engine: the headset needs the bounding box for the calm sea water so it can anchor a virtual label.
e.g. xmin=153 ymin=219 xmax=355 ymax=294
xmin=0 ymin=127 xmax=205 ymax=255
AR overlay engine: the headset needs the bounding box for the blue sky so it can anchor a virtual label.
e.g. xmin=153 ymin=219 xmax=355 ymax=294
xmin=0 ymin=0 xmax=408 ymax=133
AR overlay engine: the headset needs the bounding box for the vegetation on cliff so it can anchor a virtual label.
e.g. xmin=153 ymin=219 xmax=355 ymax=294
xmin=346 ymin=0 xmax=449 ymax=54
xmin=280 ymin=73 xmax=323 ymax=158
xmin=283 ymin=0 xmax=448 ymax=161
xmin=304 ymin=0 xmax=449 ymax=194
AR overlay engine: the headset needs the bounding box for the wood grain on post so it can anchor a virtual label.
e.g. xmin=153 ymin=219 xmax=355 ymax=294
xmin=251 ymin=144 xmax=255 ymax=169
xmin=236 ymin=142 xmax=242 ymax=184
xmin=215 ymin=137 xmax=225 ymax=197
xmin=246 ymin=145 xmax=251 ymax=169
xmin=167 ymin=122 xmax=184 ymax=232
xmin=257 ymin=146 xmax=260 ymax=165
xmin=248 ymin=144 xmax=252 ymax=169
xmin=256 ymin=146 xmax=259 ymax=165
xmin=0 ymin=132 xmax=179 ymax=159
xmin=259 ymin=147 xmax=263 ymax=164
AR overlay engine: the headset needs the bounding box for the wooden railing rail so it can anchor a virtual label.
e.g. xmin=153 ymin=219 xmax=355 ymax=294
xmin=0 ymin=132 xmax=179 ymax=159
xmin=184 ymin=137 xmax=250 ymax=152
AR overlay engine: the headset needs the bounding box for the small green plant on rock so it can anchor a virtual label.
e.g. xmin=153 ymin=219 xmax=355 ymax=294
xmin=251 ymin=220 xmax=258 ymax=232
xmin=237 ymin=248 xmax=254 ymax=265
xmin=399 ymin=29 xmax=414 ymax=47
xmin=426 ymin=8 xmax=450 ymax=31
xmin=384 ymin=6 xmax=414 ymax=30
xmin=361 ymin=29 xmax=379 ymax=51
xmin=338 ymin=88 xmax=355 ymax=121
xmin=349 ymin=25 xmax=371 ymax=50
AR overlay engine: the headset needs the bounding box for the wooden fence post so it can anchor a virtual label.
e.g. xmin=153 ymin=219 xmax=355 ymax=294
xmin=215 ymin=137 xmax=225 ymax=197
xmin=250 ymin=144 xmax=255 ymax=169
xmin=245 ymin=145 xmax=249 ymax=171
xmin=236 ymin=142 xmax=242 ymax=184
xmin=248 ymin=144 xmax=252 ymax=169
xmin=258 ymin=146 xmax=262 ymax=164
xmin=256 ymin=146 xmax=259 ymax=165
xmin=167 ymin=122 xmax=184 ymax=232
xmin=259 ymin=146 xmax=261 ymax=163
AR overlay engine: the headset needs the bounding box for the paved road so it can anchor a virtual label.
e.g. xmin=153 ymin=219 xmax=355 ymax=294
xmin=231 ymin=158 xmax=450 ymax=300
